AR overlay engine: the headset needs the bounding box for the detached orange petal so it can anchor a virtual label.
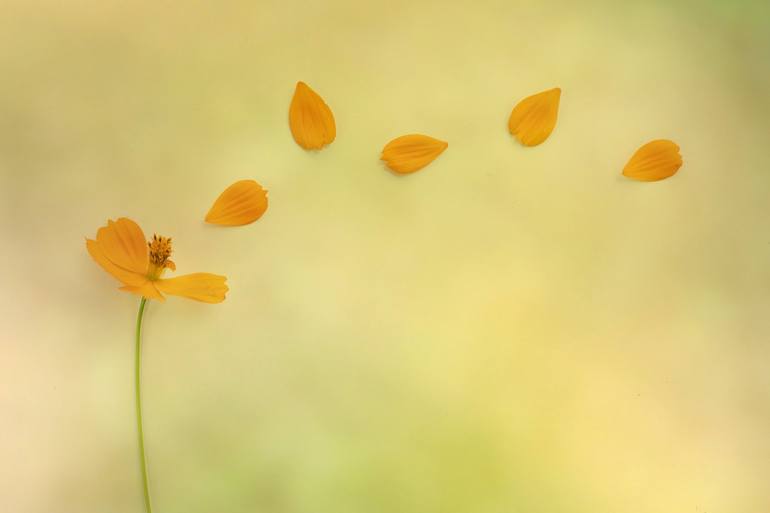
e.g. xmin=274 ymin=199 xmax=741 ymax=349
xmin=289 ymin=81 xmax=336 ymax=150
xmin=86 ymin=237 xmax=148 ymax=288
xmin=155 ymin=273 xmax=229 ymax=304
xmin=381 ymin=134 xmax=448 ymax=174
xmin=508 ymin=88 xmax=561 ymax=146
xmin=205 ymin=180 xmax=268 ymax=226
xmin=95 ymin=218 xmax=149 ymax=275
xmin=622 ymin=140 xmax=682 ymax=181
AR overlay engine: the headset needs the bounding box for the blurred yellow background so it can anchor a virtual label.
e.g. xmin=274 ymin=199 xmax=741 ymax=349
xmin=2 ymin=0 xmax=770 ymax=511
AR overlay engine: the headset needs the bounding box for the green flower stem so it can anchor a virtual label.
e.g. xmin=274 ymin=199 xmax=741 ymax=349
xmin=135 ymin=297 xmax=153 ymax=513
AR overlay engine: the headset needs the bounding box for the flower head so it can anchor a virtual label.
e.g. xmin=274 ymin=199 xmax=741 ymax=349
xmin=86 ymin=218 xmax=228 ymax=303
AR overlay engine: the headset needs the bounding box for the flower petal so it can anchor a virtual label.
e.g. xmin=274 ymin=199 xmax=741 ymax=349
xmin=86 ymin=238 xmax=148 ymax=287
xmin=205 ymin=180 xmax=268 ymax=226
xmin=508 ymin=88 xmax=561 ymax=147
xmin=622 ymin=140 xmax=683 ymax=181
xmin=95 ymin=218 xmax=149 ymax=275
xmin=381 ymin=134 xmax=449 ymax=174
xmin=119 ymin=282 xmax=165 ymax=302
xmin=289 ymin=81 xmax=336 ymax=150
xmin=155 ymin=273 xmax=228 ymax=304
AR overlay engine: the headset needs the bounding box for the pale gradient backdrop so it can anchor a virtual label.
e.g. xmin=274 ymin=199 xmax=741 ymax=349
xmin=2 ymin=0 xmax=770 ymax=512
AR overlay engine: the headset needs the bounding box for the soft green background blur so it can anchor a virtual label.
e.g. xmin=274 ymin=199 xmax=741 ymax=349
xmin=2 ymin=0 xmax=770 ymax=511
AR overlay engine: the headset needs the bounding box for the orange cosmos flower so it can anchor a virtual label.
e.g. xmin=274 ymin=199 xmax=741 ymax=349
xmin=289 ymin=81 xmax=336 ymax=150
xmin=86 ymin=217 xmax=228 ymax=303
xmin=86 ymin=218 xmax=228 ymax=512
xmin=508 ymin=87 xmax=562 ymax=146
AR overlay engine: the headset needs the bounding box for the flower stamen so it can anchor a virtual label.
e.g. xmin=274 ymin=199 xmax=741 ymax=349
xmin=147 ymin=235 xmax=174 ymax=279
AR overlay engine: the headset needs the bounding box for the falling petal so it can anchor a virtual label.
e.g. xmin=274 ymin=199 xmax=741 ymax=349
xmin=622 ymin=140 xmax=683 ymax=181
xmin=508 ymin=88 xmax=561 ymax=146
xmin=289 ymin=81 xmax=336 ymax=150
xmin=205 ymin=180 xmax=268 ymax=226
xmin=381 ymin=134 xmax=448 ymax=174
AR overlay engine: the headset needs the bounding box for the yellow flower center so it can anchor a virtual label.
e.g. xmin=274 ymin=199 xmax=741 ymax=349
xmin=147 ymin=234 xmax=173 ymax=279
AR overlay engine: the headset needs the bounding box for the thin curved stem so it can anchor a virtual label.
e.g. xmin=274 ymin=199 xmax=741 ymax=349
xmin=135 ymin=297 xmax=153 ymax=513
